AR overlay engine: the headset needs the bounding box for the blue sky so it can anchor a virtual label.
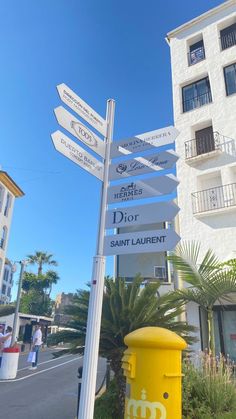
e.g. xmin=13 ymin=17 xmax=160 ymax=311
xmin=0 ymin=0 xmax=222 ymax=299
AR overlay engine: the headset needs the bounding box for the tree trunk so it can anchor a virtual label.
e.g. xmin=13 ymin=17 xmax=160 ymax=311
xmin=207 ymin=309 xmax=215 ymax=356
xmin=110 ymin=353 xmax=126 ymax=418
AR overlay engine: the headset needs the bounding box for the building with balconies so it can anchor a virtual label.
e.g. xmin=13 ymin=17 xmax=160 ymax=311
xmin=167 ymin=0 xmax=236 ymax=358
xmin=0 ymin=171 xmax=24 ymax=303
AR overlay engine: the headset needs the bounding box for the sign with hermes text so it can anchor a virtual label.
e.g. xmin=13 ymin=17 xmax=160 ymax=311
xmin=109 ymin=149 xmax=178 ymax=180
xmin=57 ymin=83 xmax=107 ymax=136
xmin=51 ymin=130 xmax=104 ymax=181
xmin=107 ymin=174 xmax=179 ymax=204
xmin=105 ymin=201 xmax=179 ymax=229
xmin=111 ymin=126 xmax=179 ymax=158
xmin=54 ymin=106 xmax=106 ymax=158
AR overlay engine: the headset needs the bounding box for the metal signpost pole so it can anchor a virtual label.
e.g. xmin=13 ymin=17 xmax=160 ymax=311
xmin=78 ymin=99 xmax=115 ymax=419
xmin=11 ymin=260 xmax=27 ymax=346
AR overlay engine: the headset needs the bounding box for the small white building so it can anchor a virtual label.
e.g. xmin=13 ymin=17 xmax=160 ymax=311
xmin=0 ymin=171 xmax=24 ymax=303
xmin=167 ymin=0 xmax=236 ymax=357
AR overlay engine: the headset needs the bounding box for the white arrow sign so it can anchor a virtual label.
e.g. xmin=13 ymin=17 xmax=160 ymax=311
xmin=54 ymin=106 xmax=106 ymax=158
xmin=107 ymin=174 xmax=178 ymax=204
xmin=57 ymin=83 xmax=107 ymax=136
xmin=109 ymin=149 xmax=178 ymax=181
xmin=111 ymin=126 xmax=179 ymax=158
xmin=51 ymin=130 xmax=104 ymax=181
xmin=105 ymin=201 xmax=179 ymax=229
xmin=104 ymin=229 xmax=180 ymax=256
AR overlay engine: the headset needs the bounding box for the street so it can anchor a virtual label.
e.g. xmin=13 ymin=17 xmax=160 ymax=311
xmin=0 ymin=348 xmax=106 ymax=419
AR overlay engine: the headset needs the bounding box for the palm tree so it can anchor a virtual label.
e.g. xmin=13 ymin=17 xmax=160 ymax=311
xmin=167 ymin=241 xmax=236 ymax=355
xmin=27 ymin=251 xmax=58 ymax=275
xmin=48 ymin=276 xmax=194 ymax=416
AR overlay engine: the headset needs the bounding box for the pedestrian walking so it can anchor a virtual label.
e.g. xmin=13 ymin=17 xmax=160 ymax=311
xmin=0 ymin=326 xmax=12 ymax=367
xmin=29 ymin=323 xmax=42 ymax=370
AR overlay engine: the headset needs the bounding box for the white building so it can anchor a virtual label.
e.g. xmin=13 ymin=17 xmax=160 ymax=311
xmin=167 ymin=0 xmax=236 ymax=357
xmin=0 ymin=171 xmax=24 ymax=303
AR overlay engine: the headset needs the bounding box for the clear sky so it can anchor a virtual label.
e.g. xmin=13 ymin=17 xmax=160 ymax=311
xmin=1 ymin=0 xmax=223 ymax=299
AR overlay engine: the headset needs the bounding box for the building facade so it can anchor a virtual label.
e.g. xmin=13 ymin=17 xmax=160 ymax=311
xmin=0 ymin=171 xmax=24 ymax=303
xmin=167 ymin=0 xmax=236 ymax=357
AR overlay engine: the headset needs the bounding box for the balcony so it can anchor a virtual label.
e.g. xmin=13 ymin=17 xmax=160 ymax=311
xmin=183 ymin=91 xmax=212 ymax=113
xmin=220 ymin=29 xmax=236 ymax=51
xmin=192 ymin=183 xmax=236 ymax=215
xmin=185 ymin=132 xmax=236 ymax=161
xmin=188 ymin=46 xmax=205 ymax=66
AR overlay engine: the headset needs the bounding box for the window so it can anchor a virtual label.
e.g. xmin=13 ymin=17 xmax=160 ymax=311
xmin=182 ymin=77 xmax=212 ymax=112
xmin=0 ymin=186 xmax=5 ymax=212
xmin=188 ymin=40 xmax=205 ymax=65
xmin=3 ymin=268 xmax=9 ymax=283
xmin=7 ymin=287 xmax=11 ymax=298
xmin=195 ymin=126 xmax=215 ymax=156
xmin=1 ymin=284 xmax=6 ymax=295
xmin=224 ymin=63 xmax=236 ymax=96
xmin=4 ymin=193 xmax=12 ymax=217
xmin=0 ymin=226 xmax=7 ymax=249
xmin=220 ymin=23 xmax=236 ymax=50
xmin=0 ymin=258 xmax=2 ymax=276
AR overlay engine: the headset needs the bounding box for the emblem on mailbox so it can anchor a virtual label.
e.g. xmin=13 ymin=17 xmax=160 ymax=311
xmin=127 ymin=389 xmax=166 ymax=419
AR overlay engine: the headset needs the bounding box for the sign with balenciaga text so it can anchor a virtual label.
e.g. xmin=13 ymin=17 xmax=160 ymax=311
xmin=109 ymin=150 xmax=178 ymax=180
xmin=105 ymin=201 xmax=179 ymax=229
xmin=54 ymin=106 xmax=106 ymax=158
xmin=104 ymin=229 xmax=180 ymax=255
xmin=51 ymin=130 xmax=104 ymax=181
xmin=107 ymin=174 xmax=179 ymax=204
xmin=111 ymin=126 xmax=179 ymax=158
xmin=57 ymin=83 xmax=107 ymax=136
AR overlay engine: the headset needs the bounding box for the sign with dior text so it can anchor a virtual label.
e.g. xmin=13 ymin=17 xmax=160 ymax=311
xmin=54 ymin=106 xmax=106 ymax=158
xmin=104 ymin=229 xmax=180 ymax=256
xmin=57 ymin=83 xmax=107 ymax=136
xmin=105 ymin=201 xmax=179 ymax=229
xmin=111 ymin=126 xmax=179 ymax=158
xmin=51 ymin=130 xmax=104 ymax=181
xmin=109 ymin=149 xmax=178 ymax=180
xmin=107 ymin=174 xmax=179 ymax=204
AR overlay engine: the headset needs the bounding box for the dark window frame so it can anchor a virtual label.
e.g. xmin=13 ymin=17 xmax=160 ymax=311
xmin=182 ymin=76 xmax=212 ymax=113
xmin=224 ymin=62 xmax=236 ymax=96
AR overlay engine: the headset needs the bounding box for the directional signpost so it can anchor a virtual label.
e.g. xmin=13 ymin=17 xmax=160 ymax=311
xmin=104 ymin=229 xmax=180 ymax=256
xmin=51 ymin=130 xmax=104 ymax=181
xmin=109 ymin=149 xmax=178 ymax=180
xmin=51 ymin=82 xmax=180 ymax=419
xmin=111 ymin=125 xmax=179 ymax=158
xmin=54 ymin=106 xmax=106 ymax=158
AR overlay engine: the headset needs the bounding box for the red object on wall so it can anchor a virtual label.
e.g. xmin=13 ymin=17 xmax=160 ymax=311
xmin=230 ymin=334 xmax=236 ymax=340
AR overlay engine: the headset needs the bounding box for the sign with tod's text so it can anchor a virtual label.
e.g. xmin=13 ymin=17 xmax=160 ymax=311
xmin=57 ymin=83 xmax=107 ymax=136
xmin=105 ymin=201 xmax=179 ymax=229
xmin=51 ymin=130 xmax=104 ymax=181
xmin=109 ymin=149 xmax=178 ymax=180
xmin=54 ymin=106 xmax=106 ymax=158
xmin=107 ymin=174 xmax=179 ymax=204
xmin=104 ymin=229 xmax=180 ymax=256
xmin=111 ymin=126 xmax=179 ymax=158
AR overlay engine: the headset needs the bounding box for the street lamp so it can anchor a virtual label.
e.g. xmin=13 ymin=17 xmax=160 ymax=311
xmin=11 ymin=260 xmax=28 ymax=346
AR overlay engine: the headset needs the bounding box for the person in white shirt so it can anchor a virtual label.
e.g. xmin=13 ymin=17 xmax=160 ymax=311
xmin=30 ymin=324 xmax=43 ymax=370
xmin=0 ymin=326 xmax=12 ymax=367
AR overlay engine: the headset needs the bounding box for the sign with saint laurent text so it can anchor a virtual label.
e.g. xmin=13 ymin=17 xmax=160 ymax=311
xmin=104 ymin=229 xmax=180 ymax=255
xmin=105 ymin=201 xmax=179 ymax=229
xmin=51 ymin=130 xmax=104 ymax=181
xmin=107 ymin=174 xmax=179 ymax=204
xmin=57 ymin=83 xmax=107 ymax=136
xmin=111 ymin=126 xmax=179 ymax=158
xmin=109 ymin=150 xmax=178 ymax=180
xmin=54 ymin=106 xmax=105 ymax=158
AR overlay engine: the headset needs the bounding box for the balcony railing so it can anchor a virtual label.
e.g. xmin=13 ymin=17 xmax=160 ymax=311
xmin=183 ymin=91 xmax=212 ymax=113
xmin=221 ymin=30 xmax=236 ymax=50
xmin=188 ymin=47 xmax=205 ymax=66
xmin=192 ymin=183 xmax=236 ymax=214
xmin=185 ymin=132 xmax=236 ymax=160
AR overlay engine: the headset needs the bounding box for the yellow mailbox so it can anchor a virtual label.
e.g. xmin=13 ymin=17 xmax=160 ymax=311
xmin=122 ymin=327 xmax=187 ymax=419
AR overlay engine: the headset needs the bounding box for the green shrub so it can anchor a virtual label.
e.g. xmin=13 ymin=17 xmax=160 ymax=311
xmin=94 ymin=380 xmax=122 ymax=419
xmin=182 ymin=353 xmax=236 ymax=418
